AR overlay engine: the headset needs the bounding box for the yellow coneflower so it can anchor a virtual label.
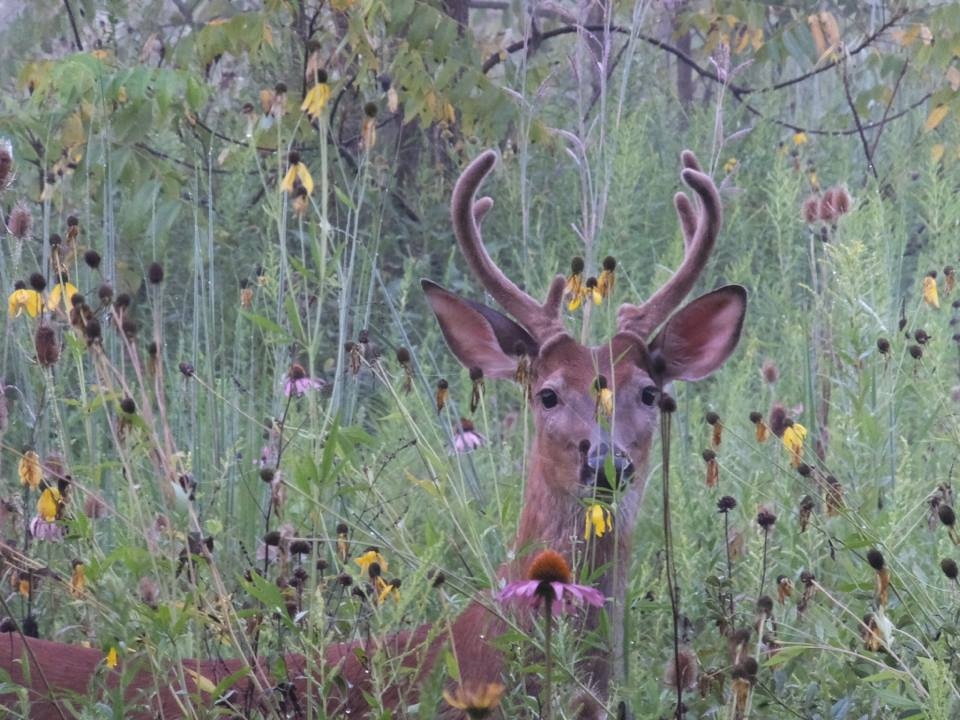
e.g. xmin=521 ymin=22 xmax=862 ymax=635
xmin=923 ymin=272 xmax=940 ymax=309
xmin=355 ymin=548 xmax=387 ymax=575
xmin=706 ymin=411 xmax=722 ymax=448
xmin=47 ymin=274 xmax=80 ymax=313
xmin=435 ymin=378 xmax=449 ymax=414
xmin=793 ymin=131 xmax=808 ymax=146
xmin=749 ymin=411 xmax=768 ymax=442
xmin=442 ymin=681 xmax=505 ymax=719
xmin=336 ymin=523 xmax=350 ymax=563
xmin=301 ymin=71 xmax=330 ymax=120
xmin=587 ymin=276 xmax=601 ymax=305
xmin=280 ymin=151 xmax=314 ymax=196
xmin=361 ymin=102 xmax=377 ymax=151
xmin=866 ymin=549 xmax=890 ymax=608
xmin=776 ymin=575 xmax=793 ymax=604
xmin=106 ymin=646 xmax=119 ymax=669
xmin=703 ymin=449 xmax=719 ymax=488
xmin=596 ymin=256 xmax=616 ymax=299
xmin=584 ymin=503 xmax=612 ymax=540
xmin=71 ymin=560 xmax=86 ymax=597
xmin=18 ymin=575 xmax=30 ymax=598
xmin=781 ymin=420 xmax=807 ymax=468
xmin=565 ymin=257 xmax=585 ymax=311
xmin=8 ymin=282 xmax=43 ymax=318
xmin=469 ymin=366 xmax=484 ymax=413
xmin=593 ymin=375 xmax=613 ymax=418
xmin=37 ymin=486 xmax=62 ymax=522
xmin=19 ymin=450 xmax=42 ymax=489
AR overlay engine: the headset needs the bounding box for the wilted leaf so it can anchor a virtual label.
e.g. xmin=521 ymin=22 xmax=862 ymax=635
xmin=924 ymin=104 xmax=950 ymax=131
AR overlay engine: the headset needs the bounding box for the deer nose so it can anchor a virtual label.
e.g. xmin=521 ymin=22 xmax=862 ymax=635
xmin=582 ymin=441 xmax=634 ymax=490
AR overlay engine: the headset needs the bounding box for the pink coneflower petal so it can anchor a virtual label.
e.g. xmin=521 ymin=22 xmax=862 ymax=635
xmin=452 ymin=429 xmax=486 ymax=453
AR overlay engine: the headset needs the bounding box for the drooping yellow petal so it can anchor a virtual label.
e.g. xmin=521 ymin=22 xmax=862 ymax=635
xmin=782 ymin=423 xmax=807 ymax=468
xmin=8 ymin=288 xmax=43 ymax=318
xmin=19 ymin=451 xmax=42 ymax=489
xmin=597 ymin=388 xmax=613 ymax=418
xmin=300 ymin=83 xmax=330 ymax=120
xmin=106 ymin=646 xmax=118 ymax=669
xmin=355 ymin=549 xmax=387 ymax=575
xmin=71 ymin=562 xmax=86 ymax=597
xmin=37 ymin=487 xmax=61 ymax=522
xmin=47 ymin=281 xmax=79 ymax=312
xmin=280 ymin=165 xmax=298 ymax=194
xmin=584 ymin=504 xmax=612 ymax=540
xmin=295 ymin=163 xmax=314 ymax=195
xmin=567 ymin=291 xmax=584 ymax=312
xmin=923 ymin=275 xmax=940 ymax=309
xmin=597 ymin=269 xmax=615 ymax=298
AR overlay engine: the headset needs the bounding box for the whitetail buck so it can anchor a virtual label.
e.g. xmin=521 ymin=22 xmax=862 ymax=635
xmin=0 ymin=149 xmax=744 ymax=719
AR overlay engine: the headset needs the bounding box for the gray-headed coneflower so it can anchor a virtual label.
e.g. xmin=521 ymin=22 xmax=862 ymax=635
xmin=34 ymin=324 xmax=58 ymax=367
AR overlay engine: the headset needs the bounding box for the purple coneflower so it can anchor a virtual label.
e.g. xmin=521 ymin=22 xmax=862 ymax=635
xmin=497 ymin=548 xmax=605 ymax=612
xmin=29 ymin=516 xmax=64 ymax=542
xmin=284 ymin=363 xmax=326 ymax=398
xmin=452 ymin=418 xmax=486 ymax=454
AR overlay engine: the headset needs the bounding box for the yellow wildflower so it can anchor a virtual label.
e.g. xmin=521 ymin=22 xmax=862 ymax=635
xmin=377 ymin=578 xmax=400 ymax=604
xmin=587 ymin=277 xmax=601 ymax=305
xmin=71 ymin=560 xmax=86 ymax=597
xmin=793 ymin=132 xmax=808 ymax=145
xmin=355 ymin=548 xmax=387 ymax=575
xmin=782 ymin=421 xmax=807 ymax=468
xmin=301 ymin=77 xmax=330 ymax=120
xmin=106 ymin=646 xmax=118 ymax=669
xmin=18 ymin=576 xmax=30 ymax=597
xmin=443 ymin=681 xmax=505 ymax=719
xmin=47 ymin=275 xmax=80 ymax=313
xmin=8 ymin=285 xmax=43 ymax=318
xmin=723 ymin=157 xmax=738 ymax=173
xmin=584 ymin=503 xmax=612 ymax=540
xmin=19 ymin=450 xmax=42 ymax=489
xmin=565 ymin=257 xmax=585 ymax=311
xmin=923 ymin=273 xmax=939 ymax=309
xmin=596 ymin=256 xmax=616 ymax=300
xmin=37 ymin=486 xmax=62 ymax=522
xmin=280 ymin=151 xmax=314 ymax=196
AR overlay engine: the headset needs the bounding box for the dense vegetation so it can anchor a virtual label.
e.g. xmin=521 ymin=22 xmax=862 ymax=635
xmin=0 ymin=1 xmax=959 ymax=717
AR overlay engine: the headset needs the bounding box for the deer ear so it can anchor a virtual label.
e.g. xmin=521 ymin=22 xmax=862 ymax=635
xmin=422 ymin=280 xmax=537 ymax=380
xmin=649 ymin=284 xmax=746 ymax=383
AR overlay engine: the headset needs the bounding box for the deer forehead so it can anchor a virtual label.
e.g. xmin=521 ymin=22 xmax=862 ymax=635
xmin=532 ymin=334 xmax=651 ymax=391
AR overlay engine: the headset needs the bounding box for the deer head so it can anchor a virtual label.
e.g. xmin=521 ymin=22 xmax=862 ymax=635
xmin=423 ymin=149 xmax=746 ymax=699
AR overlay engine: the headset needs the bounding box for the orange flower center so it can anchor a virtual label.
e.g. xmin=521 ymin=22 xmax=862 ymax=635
xmin=527 ymin=549 xmax=571 ymax=584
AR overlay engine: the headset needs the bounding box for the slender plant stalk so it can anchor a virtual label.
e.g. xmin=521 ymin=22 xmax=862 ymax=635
xmin=660 ymin=405 xmax=682 ymax=718
xmin=543 ymin=592 xmax=554 ymax=720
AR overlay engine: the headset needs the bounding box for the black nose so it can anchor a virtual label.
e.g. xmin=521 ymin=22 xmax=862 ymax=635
xmin=583 ymin=442 xmax=634 ymax=490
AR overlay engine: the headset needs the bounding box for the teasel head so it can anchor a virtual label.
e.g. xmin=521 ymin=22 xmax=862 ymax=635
xmin=761 ymin=359 xmax=779 ymax=385
xmin=0 ymin=139 xmax=14 ymax=191
xmin=34 ymin=324 xmax=59 ymax=367
xmin=7 ymin=201 xmax=32 ymax=240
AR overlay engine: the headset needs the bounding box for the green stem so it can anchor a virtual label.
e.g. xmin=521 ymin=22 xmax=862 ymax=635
xmin=544 ymin=593 xmax=554 ymax=720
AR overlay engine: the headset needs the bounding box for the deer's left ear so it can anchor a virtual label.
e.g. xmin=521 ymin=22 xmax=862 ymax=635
xmin=649 ymin=284 xmax=747 ymax=383
xmin=422 ymin=280 xmax=537 ymax=380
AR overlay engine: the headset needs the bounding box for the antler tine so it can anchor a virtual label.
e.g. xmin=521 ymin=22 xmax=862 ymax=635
xmin=618 ymin=150 xmax=721 ymax=339
xmin=451 ymin=151 xmax=564 ymax=341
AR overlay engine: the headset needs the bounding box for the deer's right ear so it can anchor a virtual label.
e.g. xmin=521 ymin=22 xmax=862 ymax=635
xmin=422 ymin=279 xmax=536 ymax=380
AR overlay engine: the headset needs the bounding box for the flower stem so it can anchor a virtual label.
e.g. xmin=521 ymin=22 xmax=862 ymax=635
xmin=544 ymin=594 xmax=553 ymax=720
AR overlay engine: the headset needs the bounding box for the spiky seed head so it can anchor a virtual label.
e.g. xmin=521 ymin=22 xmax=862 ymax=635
xmin=570 ymin=256 xmax=584 ymax=274
xmin=84 ymin=250 xmax=101 ymax=269
xmin=119 ymin=397 xmax=136 ymax=414
xmin=98 ymin=284 xmax=113 ymax=302
xmin=663 ymin=647 xmax=699 ymax=691
xmin=437 ymin=378 xmax=448 ymax=390
xmin=528 ymin=549 xmax=571 ymax=584
xmin=939 ymin=504 xmax=956 ymax=527
xmin=396 ymin=347 xmax=411 ymax=364
xmin=877 ymin=338 xmax=890 ymax=354
xmin=35 ymin=325 xmax=58 ymax=367
xmin=705 ymin=411 xmax=720 ymax=425
xmin=264 ymin=531 xmax=282 ymax=546
xmin=7 ymin=202 xmax=32 ymax=239
xmin=757 ymin=508 xmax=777 ymax=530
xmin=288 ymin=363 xmax=307 ymax=380
xmin=909 ymin=344 xmax=923 ymax=359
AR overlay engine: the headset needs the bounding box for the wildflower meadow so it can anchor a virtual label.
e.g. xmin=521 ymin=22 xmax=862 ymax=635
xmin=0 ymin=2 xmax=959 ymax=719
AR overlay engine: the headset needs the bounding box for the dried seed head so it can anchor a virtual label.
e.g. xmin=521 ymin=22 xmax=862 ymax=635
xmin=702 ymin=449 xmax=717 ymax=462
xmin=876 ymin=337 xmax=890 ymax=355
xmin=717 ymin=495 xmax=737 ymax=512
xmin=748 ymin=411 xmax=763 ymax=424
xmin=288 ymin=363 xmax=307 ymax=381
xmin=658 ymin=393 xmax=677 ymax=413
xmin=768 ymin=404 xmax=788 ymax=437
xmin=83 ymin=494 xmax=108 ymax=520
xmin=337 ymin=573 xmax=353 ymax=587
xmin=570 ymin=256 xmax=584 ymax=274
xmin=796 ymin=462 xmax=811 ymax=477
xmin=35 ymin=325 xmax=59 ymax=367
xmin=336 ymin=522 xmax=348 ymax=535
xmin=259 ymin=467 xmax=275 ymax=483
xmin=84 ymin=250 xmax=101 ymax=269
xmin=28 ymin=273 xmax=46 ymax=292
xmin=7 ymin=202 xmax=32 ymax=239
xmin=138 ymin=577 xmax=160 ymax=607
xmin=121 ymin=319 xmax=138 ymax=339
xmin=264 ymin=531 xmax=282 ymax=547
xmin=178 ymin=362 xmax=194 ymax=377
xmin=940 ymin=558 xmax=958 ymax=580
xmin=48 ymin=233 xmax=62 ymax=247
xmin=909 ymin=344 xmax=923 ymax=360
xmin=756 ymin=508 xmax=777 ymax=530
xmin=0 ymin=140 xmax=13 ymax=190
xmin=290 ymin=540 xmax=311 ymax=556
xmin=914 ymin=328 xmax=930 ymax=345
xmin=84 ymin=318 xmax=101 ymax=344
xmin=705 ymin=411 xmax=720 ymax=426
xmin=469 ymin=366 xmax=483 ymax=381
xmin=98 ymin=283 xmax=113 ymax=302
xmin=363 ymin=102 xmax=378 ymax=118
xmin=602 ymin=256 xmax=616 ymax=271
xmin=756 ymin=595 xmax=774 ymax=617
xmin=865 ymin=548 xmax=885 ymax=571
xmin=528 ymin=549 xmax=571 ymax=584
xmin=593 ymin=375 xmax=608 ymax=391
xmin=801 ymin=195 xmax=819 ymax=224
xmin=832 ymin=187 xmax=851 ymax=215
xmin=663 ymin=647 xmax=699 ymax=691
xmin=115 ymin=293 xmax=131 ymax=309
xmin=429 ymin=569 xmax=446 ymax=588
xmin=119 ymin=397 xmax=136 ymax=414
xmin=761 ymin=359 xmax=779 ymax=384
xmin=938 ymin=504 xmax=956 ymax=527
xmin=147 ymin=262 xmax=164 ymax=284
xmin=396 ymin=347 xmax=411 ymax=364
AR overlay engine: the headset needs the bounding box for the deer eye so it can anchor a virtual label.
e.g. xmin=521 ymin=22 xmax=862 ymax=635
xmin=537 ymin=388 xmax=559 ymax=409
xmin=640 ymin=386 xmax=658 ymax=406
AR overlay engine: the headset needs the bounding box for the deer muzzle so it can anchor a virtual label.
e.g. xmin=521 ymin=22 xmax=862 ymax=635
xmin=582 ymin=441 xmax=634 ymax=490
